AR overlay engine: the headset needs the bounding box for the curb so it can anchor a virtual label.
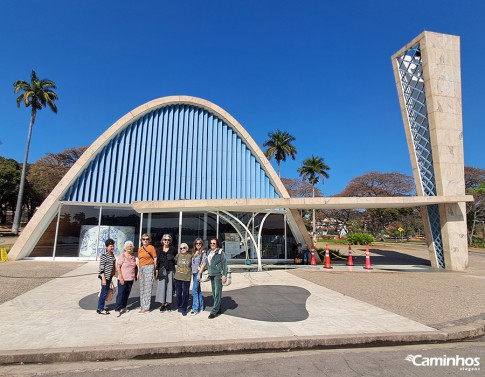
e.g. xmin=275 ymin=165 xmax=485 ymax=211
xmin=0 ymin=329 xmax=476 ymax=365
xmin=440 ymin=320 xmax=485 ymax=341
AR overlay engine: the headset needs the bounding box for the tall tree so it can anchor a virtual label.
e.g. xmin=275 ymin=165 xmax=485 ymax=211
xmin=263 ymin=129 xmax=297 ymax=177
xmin=27 ymin=146 xmax=88 ymax=216
xmin=337 ymin=171 xmax=418 ymax=237
xmin=338 ymin=171 xmax=416 ymax=197
xmin=464 ymin=166 xmax=485 ymax=242
xmin=11 ymin=70 xmax=58 ymax=234
xmin=297 ymin=155 xmax=330 ymax=236
xmin=464 ymin=166 xmax=485 ymax=190
xmin=281 ymin=177 xmax=321 ymax=198
xmin=281 ymin=177 xmax=323 ymax=225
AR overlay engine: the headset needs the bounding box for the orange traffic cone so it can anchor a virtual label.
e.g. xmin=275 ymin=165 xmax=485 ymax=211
xmin=346 ymin=245 xmax=354 ymax=266
xmin=364 ymin=244 xmax=373 ymax=270
xmin=324 ymin=244 xmax=333 ymax=269
xmin=310 ymin=245 xmax=317 ymax=265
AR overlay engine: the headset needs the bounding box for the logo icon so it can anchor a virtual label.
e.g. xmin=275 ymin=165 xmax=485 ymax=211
xmin=404 ymin=354 xmax=480 ymax=372
xmin=405 ymin=355 xmax=418 ymax=364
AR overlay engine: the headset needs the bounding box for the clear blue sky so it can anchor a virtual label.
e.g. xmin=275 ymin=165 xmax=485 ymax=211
xmin=1 ymin=0 xmax=484 ymax=196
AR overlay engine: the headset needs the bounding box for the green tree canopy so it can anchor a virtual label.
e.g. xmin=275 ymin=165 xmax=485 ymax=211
xmin=297 ymin=155 xmax=330 ymax=189
xmin=0 ymin=157 xmax=21 ymax=223
xmin=263 ymin=129 xmax=297 ymax=177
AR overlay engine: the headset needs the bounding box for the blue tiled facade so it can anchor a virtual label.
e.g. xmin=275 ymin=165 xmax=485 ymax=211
xmin=64 ymin=104 xmax=279 ymax=203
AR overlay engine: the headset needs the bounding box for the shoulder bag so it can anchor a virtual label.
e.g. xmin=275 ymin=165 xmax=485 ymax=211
xmin=218 ymin=249 xmax=232 ymax=286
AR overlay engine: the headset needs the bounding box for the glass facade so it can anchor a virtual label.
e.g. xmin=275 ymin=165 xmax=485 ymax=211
xmin=57 ymin=205 xmax=101 ymax=258
xmin=30 ymin=205 xmax=141 ymax=258
xmin=30 ymin=216 xmax=58 ymax=257
xmin=31 ymin=205 xmax=295 ymax=261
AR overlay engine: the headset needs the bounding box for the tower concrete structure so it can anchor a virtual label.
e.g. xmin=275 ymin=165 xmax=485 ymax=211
xmin=392 ymin=31 xmax=468 ymax=270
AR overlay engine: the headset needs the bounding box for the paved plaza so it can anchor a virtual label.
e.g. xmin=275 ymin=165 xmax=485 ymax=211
xmin=0 ymin=244 xmax=484 ymax=364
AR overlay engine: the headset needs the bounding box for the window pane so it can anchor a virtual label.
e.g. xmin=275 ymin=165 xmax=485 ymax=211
xmin=57 ymin=205 xmax=100 ymax=258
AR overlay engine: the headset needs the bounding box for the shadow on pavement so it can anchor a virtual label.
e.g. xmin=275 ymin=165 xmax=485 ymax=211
xmin=329 ymin=248 xmax=431 ymax=267
xmin=79 ymin=284 xmax=310 ymax=322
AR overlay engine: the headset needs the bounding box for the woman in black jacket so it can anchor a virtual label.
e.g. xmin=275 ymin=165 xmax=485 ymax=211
xmin=155 ymin=234 xmax=177 ymax=312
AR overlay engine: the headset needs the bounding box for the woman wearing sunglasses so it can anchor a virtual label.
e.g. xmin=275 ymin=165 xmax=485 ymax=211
xmin=206 ymin=238 xmax=228 ymax=319
xmin=114 ymin=240 xmax=137 ymax=317
xmin=174 ymin=242 xmax=192 ymax=316
xmin=137 ymin=234 xmax=157 ymax=314
xmin=156 ymin=234 xmax=176 ymax=312
xmin=190 ymin=238 xmax=207 ymax=315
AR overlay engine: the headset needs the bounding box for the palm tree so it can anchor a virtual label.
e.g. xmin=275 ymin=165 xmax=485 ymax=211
xmin=11 ymin=70 xmax=58 ymax=234
xmin=297 ymin=155 xmax=330 ymax=237
xmin=263 ymin=129 xmax=297 ymax=177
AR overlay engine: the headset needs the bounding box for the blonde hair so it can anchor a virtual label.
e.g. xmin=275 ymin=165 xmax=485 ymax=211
xmin=141 ymin=233 xmax=151 ymax=241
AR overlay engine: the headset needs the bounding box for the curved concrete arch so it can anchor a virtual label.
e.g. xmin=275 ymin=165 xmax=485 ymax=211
xmin=8 ymin=96 xmax=296 ymax=260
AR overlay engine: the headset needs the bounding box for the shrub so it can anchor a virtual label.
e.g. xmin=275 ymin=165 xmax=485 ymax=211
xmin=345 ymin=232 xmax=375 ymax=245
xmin=471 ymin=236 xmax=485 ymax=248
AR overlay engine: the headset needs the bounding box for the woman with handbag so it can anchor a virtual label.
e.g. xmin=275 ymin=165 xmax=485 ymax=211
xmin=156 ymin=234 xmax=177 ymax=312
xmin=189 ymin=238 xmax=207 ymax=315
xmin=114 ymin=240 xmax=137 ymax=317
xmin=206 ymin=238 xmax=228 ymax=319
xmin=137 ymin=234 xmax=157 ymax=314
xmin=97 ymin=238 xmax=116 ymax=315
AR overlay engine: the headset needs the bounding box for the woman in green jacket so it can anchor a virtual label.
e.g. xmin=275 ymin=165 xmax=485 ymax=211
xmin=205 ymin=238 xmax=228 ymax=319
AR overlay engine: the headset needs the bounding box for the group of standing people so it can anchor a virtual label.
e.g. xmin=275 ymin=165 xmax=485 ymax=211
xmin=97 ymin=235 xmax=228 ymax=319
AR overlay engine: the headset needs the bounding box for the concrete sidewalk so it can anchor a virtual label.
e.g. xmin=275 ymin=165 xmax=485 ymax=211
xmin=0 ymin=247 xmax=484 ymax=364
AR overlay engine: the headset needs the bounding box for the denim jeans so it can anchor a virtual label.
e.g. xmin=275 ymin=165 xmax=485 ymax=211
xmin=302 ymin=250 xmax=310 ymax=264
xmin=174 ymin=279 xmax=190 ymax=314
xmin=191 ymin=273 xmax=204 ymax=312
xmin=97 ymin=279 xmax=112 ymax=311
xmin=115 ymin=280 xmax=134 ymax=312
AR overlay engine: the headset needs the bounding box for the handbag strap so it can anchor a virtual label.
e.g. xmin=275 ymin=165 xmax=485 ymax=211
xmin=199 ymin=251 xmax=206 ymax=270
xmin=217 ymin=249 xmax=226 ymax=275
xmin=142 ymin=245 xmax=155 ymax=261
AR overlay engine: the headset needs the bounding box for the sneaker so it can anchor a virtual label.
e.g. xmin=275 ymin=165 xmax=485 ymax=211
xmin=121 ymin=308 xmax=129 ymax=314
xmin=189 ymin=310 xmax=199 ymax=316
xmin=208 ymin=313 xmax=216 ymax=319
xmin=160 ymin=306 xmax=166 ymax=313
xmin=182 ymin=311 xmax=187 ymax=316
xmin=115 ymin=311 xmax=121 ymax=317
xmin=165 ymin=305 xmax=172 ymax=312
